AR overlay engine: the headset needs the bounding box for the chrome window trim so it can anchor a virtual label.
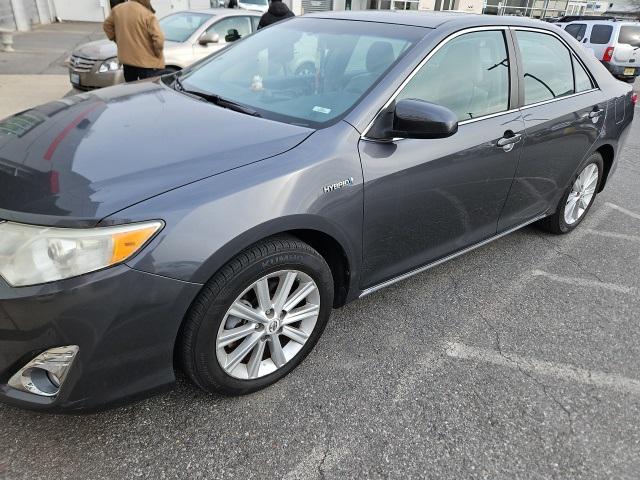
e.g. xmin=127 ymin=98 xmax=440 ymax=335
xmin=458 ymin=107 xmax=521 ymax=126
xmin=519 ymin=88 xmax=599 ymax=111
xmin=360 ymin=25 xmax=512 ymax=140
xmin=510 ymin=25 xmax=600 ymax=93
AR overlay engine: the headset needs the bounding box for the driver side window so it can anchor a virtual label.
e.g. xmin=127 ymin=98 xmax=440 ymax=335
xmin=206 ymin=17 xmax=252 ymax=43
xmin=396 ymin=30 xmax=511 ymax=122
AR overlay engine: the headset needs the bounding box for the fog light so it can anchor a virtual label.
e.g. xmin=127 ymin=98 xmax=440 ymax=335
xmin=8 ymin=346 xmax=79 ymax=397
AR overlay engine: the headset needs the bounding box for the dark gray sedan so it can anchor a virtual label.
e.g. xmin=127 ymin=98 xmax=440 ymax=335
xmin=0 ymin=12 xmax=635 ymax=412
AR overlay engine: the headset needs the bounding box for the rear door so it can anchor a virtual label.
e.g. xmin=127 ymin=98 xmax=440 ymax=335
xmin=498 ymin=28 xmax=608 ymax=230
xmin=360 ymin=29 xmax=524 ymax=288
xmin=587 ymin=23 xmax=614 ymax=61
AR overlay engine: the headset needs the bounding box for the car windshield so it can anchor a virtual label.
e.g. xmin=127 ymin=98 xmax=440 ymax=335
xmin=159 ymin=12 xmax=213 ymax=42
xmin=618 ymin=25 xmax=640 ymax=48
xmin=178 ymin=18 xmax=425 ymax=127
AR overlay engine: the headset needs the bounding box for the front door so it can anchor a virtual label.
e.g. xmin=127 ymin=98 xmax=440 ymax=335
xmin=193 ymin=16 xmax=254 ymax=62
xmin=360 ymin=29 xmax=524 ymax=288
xmin=498 ymin=29 xmax=608 ymax=230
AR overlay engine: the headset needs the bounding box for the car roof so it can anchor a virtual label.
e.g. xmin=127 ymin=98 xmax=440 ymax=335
xmin=306 ymin=10 xmax=560 ymax=30
xmin=564 ymin=19 xmax=640 ymax=26
xmin=176 ymin=8 xmax=262 ymax=17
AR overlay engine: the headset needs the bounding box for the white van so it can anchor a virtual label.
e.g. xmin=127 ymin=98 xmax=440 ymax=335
xmin=562 ymin=20 xmax=640 ymax=83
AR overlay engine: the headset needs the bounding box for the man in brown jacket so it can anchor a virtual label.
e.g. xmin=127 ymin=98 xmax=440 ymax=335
xmin=103 ymin=0 xmax=165 ymax=82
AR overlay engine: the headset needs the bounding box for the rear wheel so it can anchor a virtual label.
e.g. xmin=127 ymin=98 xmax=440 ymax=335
xmin=538 ymin=153 xmax=603 ymax=234
xmin=180 ymin=236 xmax=334 ymax=395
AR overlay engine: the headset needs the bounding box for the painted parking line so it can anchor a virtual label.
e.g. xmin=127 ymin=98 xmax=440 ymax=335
xmin=445 ymin=342 xmax=640 ymax=396
xmin=585 ymin=229 xmax=640 ymax=243
xmin=605 ymin=202 xmax=640 ymax=221
xmin=530 ymin=270 xmax=633 ymax=294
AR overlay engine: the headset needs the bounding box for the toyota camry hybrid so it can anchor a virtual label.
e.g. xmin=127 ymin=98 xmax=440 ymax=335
xmin=0 ymin=12 xmax=635 ymax=412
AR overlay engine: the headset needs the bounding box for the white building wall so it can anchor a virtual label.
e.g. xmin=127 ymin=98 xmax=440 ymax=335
xmin=0 ymin=0 xmax=17 ymax=30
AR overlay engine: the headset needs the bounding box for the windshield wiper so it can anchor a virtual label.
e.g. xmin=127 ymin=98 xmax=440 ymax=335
xmin=172 ymin=76 xmax=261 ymax=117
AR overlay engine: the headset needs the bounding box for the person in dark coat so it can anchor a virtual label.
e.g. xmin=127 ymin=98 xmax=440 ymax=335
xmin=257 ymin=0 xmax=294 ymax=29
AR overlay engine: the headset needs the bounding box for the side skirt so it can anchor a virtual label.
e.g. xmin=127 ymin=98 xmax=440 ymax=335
xmin=358 ymin=214 xmax=548 ymax=298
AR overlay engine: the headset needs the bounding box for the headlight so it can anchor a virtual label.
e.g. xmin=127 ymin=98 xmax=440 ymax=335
xmin=0 ymin=221 xmax=163 ymax=287
xmin=98 ymin=57 xmax=121 ymax=73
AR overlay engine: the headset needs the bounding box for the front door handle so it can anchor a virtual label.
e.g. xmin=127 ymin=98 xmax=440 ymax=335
xmin=497 ymin=131 xmax=522 ymax=152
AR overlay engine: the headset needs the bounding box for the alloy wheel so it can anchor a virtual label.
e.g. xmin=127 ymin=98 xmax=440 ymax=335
xmin=564 ymin=163 xmax=599 ymax=225
xmin=216 ymin=270 xmax=321 ymax=380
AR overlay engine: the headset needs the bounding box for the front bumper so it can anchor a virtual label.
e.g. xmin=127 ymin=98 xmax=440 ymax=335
xmin=68 ymin=65 xmax=124 ymax=91
xmin=0 ymin=265 xmax=201 ymax=412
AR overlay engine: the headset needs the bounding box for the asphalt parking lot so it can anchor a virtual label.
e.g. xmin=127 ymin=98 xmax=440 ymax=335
xmin=1 ymin=26 xmax=640 ymax=476
xmin=0 ymin=104 xmax=636 ymax=479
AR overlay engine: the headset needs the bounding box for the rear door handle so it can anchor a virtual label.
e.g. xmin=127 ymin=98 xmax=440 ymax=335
xmin=589 ymin=107 xmax=604 ymax=119
xmin=497 ymin=132 xmax=522 ymax=152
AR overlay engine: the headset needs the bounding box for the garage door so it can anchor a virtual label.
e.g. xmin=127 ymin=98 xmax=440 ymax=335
xmin=0 ymin=0 xmax=17 ymax=30
xmin=153 ymin=0 xmax=190 ymax=18
xmin=23 ymin=0 xmax=40 ymax=25
xmin=52 ymin=0 xmax=106 ymax=21
xmin=36 ymin=0 xmax=53 ymax=23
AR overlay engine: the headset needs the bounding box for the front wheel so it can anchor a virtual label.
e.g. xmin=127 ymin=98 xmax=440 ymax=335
xmin=179 ymin=236 xmax=334 ymax=396
xmin=538 ymin=153 xmax=603 ymax=234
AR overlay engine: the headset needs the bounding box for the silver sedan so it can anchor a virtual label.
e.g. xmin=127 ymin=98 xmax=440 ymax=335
xmin=68 ymin=9 xmax=261 ymax=90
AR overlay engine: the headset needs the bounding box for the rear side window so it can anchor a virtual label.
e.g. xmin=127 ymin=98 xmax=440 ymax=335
xmin=516 ymin=31 xmax=574 ymax=105
xmin=565 ymin=23 xmax=587 ymax=41
xmin=573 ymin=57 xmax=593 ymax=92
xmin=397 ymin=30 xmax=510 ymax=121
xmin=618 ymin=26 xmax=640 ymax=47
xmin=590 ymin=25 xmax=613 ymax=44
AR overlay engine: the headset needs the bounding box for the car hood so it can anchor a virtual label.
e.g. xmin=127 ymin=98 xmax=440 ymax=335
xmin=72 ymin=39 xmax=181 ymax=61
xmin=73 ymin=39 xmax=117 ymax=60
xmin=0 ymin=81 xmax=314 ymax=227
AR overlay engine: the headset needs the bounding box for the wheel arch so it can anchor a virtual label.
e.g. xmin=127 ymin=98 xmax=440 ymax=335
xmin=191 ymin=215 xmax=359 ymax=308
xmin=595 ymin=143 xmax=614 ymax=192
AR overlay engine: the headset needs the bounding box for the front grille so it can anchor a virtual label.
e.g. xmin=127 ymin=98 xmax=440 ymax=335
xmin=69 ymin=55 xmax=97 ymax=73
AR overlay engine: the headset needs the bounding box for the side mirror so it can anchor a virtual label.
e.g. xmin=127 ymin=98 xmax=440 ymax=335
xmin=199 ymin=32 xmax=220 ymax=45
xmin=368 ymin=98 xmax=458 ymax=140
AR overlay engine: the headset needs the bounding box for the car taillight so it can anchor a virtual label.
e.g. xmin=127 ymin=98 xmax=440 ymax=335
xmin=603 ymin=46 xmax=615 ymax=62
xmin=632 ymin=93 xmax=638 ymax=106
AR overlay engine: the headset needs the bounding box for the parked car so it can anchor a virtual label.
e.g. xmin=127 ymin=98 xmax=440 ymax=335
xmin=0 ymin=12 xmax=635 ymax=412
xmin=562 ymin=19 xmax=640 ymax=82
xmin=219 ymin=0 xmax=269 ymax=12
xmin=68 ymin=9 xmax=261 ymax=90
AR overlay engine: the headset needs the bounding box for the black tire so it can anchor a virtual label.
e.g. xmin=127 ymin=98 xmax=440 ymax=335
xmin=537 ymin=152 xmax=604 ymax=235
xmin=179 ymin=235 xmax=334 ymax=396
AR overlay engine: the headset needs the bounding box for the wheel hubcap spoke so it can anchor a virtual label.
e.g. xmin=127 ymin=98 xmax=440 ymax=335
xmin=282 ymin=282 xmax=316 ymax=312
xmin=225 ymin=332 xmax=262 ymax=371
xmin=254 ymin=278 xmax=272 ymax=312
xmin=281 ymin=325 xmax=310 ymax=345
xmin=282 ymin=304 xmax=320 ymax=326
xmin=246 ymin=340 xmax=266 ymax=379
xmin=217 ymin=324 xmax=258 ymax=348
xmin=273 ymin=272 xmax=297 ymax=313
xmin=229 ymin=301 xmax=268 ymax=325
xmin=268 ymin=335 xmax=287 ymax=368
